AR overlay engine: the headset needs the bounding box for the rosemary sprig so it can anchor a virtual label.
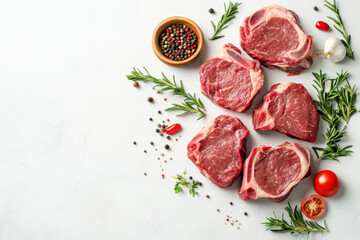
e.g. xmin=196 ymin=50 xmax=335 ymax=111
xmin=126 ymin=67 xmax=206 ymax=119
xmin=263 ymin=203 xmax=329 ymax=239
xmin=324 ymin=0 xmax=354 ymax=59
xmin=312 ymin=70 xmax=357 ymax=161
xmin=209 ymin=1 xmax=242 ymax=40
xmin=173 ymin=170 xmax=199 ymax=197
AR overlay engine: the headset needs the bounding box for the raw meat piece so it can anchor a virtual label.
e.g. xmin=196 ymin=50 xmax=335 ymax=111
xmin=238 ymin=142 xmax=311 ymax=202
xmin=187 ymin=115 xmax=249 ymax=188
xmin=252 ymin=82 xmax=319 ymax=142
xmin=199 ymin=43 xmax=264 ymax=113
xmin=240 ymin=5 xmax=314 ymax=75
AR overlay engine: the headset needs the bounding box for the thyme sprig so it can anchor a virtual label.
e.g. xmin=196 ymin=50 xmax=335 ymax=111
xmin=173 ymin=170 xmax=199 ymax=197
xmin=209 ymin=1 xmax=242 ymax=40
xmin=312 ymin=70 xmax=357 ymax=161
xmin=324 ymin=0 xmax=354 ymax=59
xmin=126 ymin=67 xmax=206 ymax=119
xmin=263 ymin=203 xmax=329 ymax=239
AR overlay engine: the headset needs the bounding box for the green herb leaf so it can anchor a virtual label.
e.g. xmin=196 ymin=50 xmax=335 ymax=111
xmin=172 ymin=170 xmax=200 ymax=197
xmin=262 ymin=203 xmax=329 ymax=238
xmin=324 ymin=0 xmax=354 ymax=59
xmin=126 ymin=67 xmax=206 ymax=119
xmin=209 ymin=1 xmax=242 ymax=40
xmin=312 ymin=70 xmax=357 ymax=161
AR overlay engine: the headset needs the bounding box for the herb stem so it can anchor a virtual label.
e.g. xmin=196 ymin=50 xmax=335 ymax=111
xmin=209 ymin=1 xmax=242 ymax=40
xmin=126 ymin=67 xmax=206 ymax=119
xmin=324 ymin=0 xmax=354 ymax=59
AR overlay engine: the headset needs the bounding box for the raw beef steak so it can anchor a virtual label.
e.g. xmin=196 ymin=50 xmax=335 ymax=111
xmin=199 ymin=43 xmax=264 ymax=113
xmin=252 ymin=82 xmax=319 ymax=142
xmin=187 ymin=115 xmax=249 ymax=188
xmin=240 ymin=5 xmax=314 ymax=75
xmin=238 ymin=142 xmax=311 ymax=202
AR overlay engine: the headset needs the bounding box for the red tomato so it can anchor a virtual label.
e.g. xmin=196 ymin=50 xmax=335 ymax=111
xmin=316 ymin=21 xmax=330 ymax=31
xmin=314 ymin=170 xmax=340 ymax=197
xmin=165 ymin=123 xmax=182 ymax=135
xmin=301 ymin=194 xmax=326 ymax=219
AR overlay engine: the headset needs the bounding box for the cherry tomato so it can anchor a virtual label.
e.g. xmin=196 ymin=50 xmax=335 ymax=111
xmin=301 ymin=194 xmax=325 ymax=219
xmin=165 ymin=123 xmax=182 ymax=135
xmin=314 ymin=170 xmax=340 ymax=197
xmin=316 ymin=21 xmax=330 ymax=31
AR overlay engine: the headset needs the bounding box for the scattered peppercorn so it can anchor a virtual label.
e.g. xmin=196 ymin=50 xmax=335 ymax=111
xmin=144 ymin=172 xmax=147 ymax=176
xmin=158 ymin=24 xmax=198 ymax=61
xmin=209 ymin=8 xmax=215 ymax=13
xmin=226 ymin=218 xmax=229 ymax=221
xmin=199 ymin=182 xmax=203 ymax=186
xmin=147 ymin=97 xmax=153 ymax=102
xmin=133 ymin=141 xmax=137 ymax=145
xmin=244 ymin=212 xmax=248 ymax=216
xmin=144 ymin=150 xmax=147 ymax=153
xmin=150 ymin=141 xmax=154 ymax=145
xmin=165 ymin=144 xmax=170 ymax=150
xmin=230 ymin=202 xmax=233 ymax=206
xmin=206 ymin=195 xmax=210 ymax=198
xmin=161 ymin=153 xmax=164 ymax=157
xmin=149 ymin=117 xmax=153 ymax=121
xmin=189 ymin=176 xmax=193 ymax=180
xmin=314 ymin=6 xmax=318 ymax=11
xmin=160 ymin=133 xmax=163 ymax=136
xmin=217 ymin=209 xmax=220 ymax=212
xmin=133 ymin=82 xmax=139 ymax=87
xmin=158 ymin=110 xmax=162 ymax=114
xmin=166 ymin=136 xmax=171 ymax=140
xmin=156 ymin=129 xmax=160 ymax=133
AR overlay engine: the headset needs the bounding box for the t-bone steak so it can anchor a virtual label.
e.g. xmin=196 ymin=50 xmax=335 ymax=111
xmin=187 ymin=115 xmax=249 ymax=188
xmin=199 ymin=43 xmax=264 ymax=113
xmin=240 ymin=5 xmax=314 ymax=75
xmin=252 ymin=82 xmax=319 ymax=142
xmin=238 ymin=142 xmax=311 ymax=202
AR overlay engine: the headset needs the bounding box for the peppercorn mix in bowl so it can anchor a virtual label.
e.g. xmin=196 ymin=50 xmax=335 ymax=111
xmin=152 ymin=16 xmax=204 ymax=66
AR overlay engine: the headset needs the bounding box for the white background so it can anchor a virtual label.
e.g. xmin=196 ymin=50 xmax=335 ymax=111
xmin=0 ymin=0 xmax=359 ymax=239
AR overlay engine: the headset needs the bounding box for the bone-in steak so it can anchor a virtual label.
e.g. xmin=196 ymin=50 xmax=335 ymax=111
xmin=240 ymin=5 xmax=314 ymax=75
xmin=199 ymin=43 xmax=264 ymax=113
xmin=238 ymin=142 xmax=311 ymax=202
xmin=187 ymin=115 xmax=249 ymax=188
xmin=252 ymin=82 xmax=319 ymax=142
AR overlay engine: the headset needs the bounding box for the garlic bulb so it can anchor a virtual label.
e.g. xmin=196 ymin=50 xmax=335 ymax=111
xmin=324 ymin=37 xmax=346 ymax=63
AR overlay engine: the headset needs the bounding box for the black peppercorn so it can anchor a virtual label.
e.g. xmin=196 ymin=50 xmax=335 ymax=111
xmin=230 ymin=202 xmax=233 ymax=206
xmin=189 ymin=176 xmax=193 ymax=180
xmin=156 ymin=129 xmax=160 ymax=133
xmin=150 ymin=141 xmax=154 ymax=145
xmin=165 ymin=144 xmax=170 ymax=150
xmin=244 ymin=212 xmax=248 ymax=216
xmin=158 ymin=110 xmax=162 ymax=114
xmin=147 ymin=97 xmax=153 ymax=102
xmin=149 ymin=118 xmax=153 ymax=121
xmin=209 ymin=8 xmax=215 ymax=13
xmin=133 ymin=141 xmax=137 ymax=145
xmin=206 ymin=195 xmax=210 ymax=198
xmin=199 ymin=182 xmax=203 ymax=186
xmin=314 ymin=6 xmax=318 ymax=11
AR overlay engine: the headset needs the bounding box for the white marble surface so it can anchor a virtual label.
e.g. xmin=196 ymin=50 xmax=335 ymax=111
xmin=0 ymin=0 xmax=359 ymax=239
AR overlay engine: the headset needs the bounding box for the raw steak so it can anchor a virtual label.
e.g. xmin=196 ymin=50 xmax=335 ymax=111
xmin=252 ymin=82 xmax=319 ymax=142
xmin=187 ymin=115 xmax=249 ymax=188
xmin=199 ymin=43 xmax=264 ymax=113
xmin=238 ymin=142 xmax=311 ymax=202
xmin=240 ymin=5 xmax=314 ymax=75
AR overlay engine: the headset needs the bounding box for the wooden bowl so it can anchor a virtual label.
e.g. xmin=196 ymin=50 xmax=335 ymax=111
xmin=152 ymin=16 xmax=204 ymax=66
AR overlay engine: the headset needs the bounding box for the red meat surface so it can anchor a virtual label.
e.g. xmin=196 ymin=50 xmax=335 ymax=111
xmin=187 ymin=115 xmax=249 ymax=188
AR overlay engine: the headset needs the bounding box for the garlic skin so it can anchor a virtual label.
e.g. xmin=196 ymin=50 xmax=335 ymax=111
xmin=324 ymin=37 xmax=346 ymax=63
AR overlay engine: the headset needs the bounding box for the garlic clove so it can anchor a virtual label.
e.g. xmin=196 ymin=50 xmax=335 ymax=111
xmin=324 ymin=37 xmax=346 ymax=63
